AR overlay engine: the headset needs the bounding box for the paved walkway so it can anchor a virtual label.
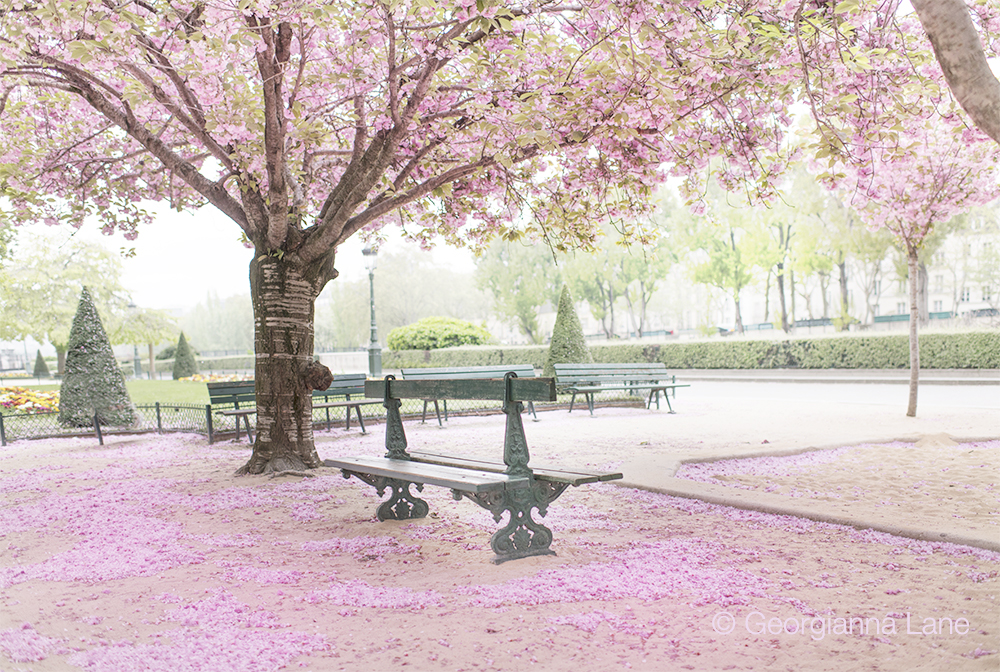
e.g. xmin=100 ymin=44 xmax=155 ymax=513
xmin=486 ymin=375 xmax=999 ymax=552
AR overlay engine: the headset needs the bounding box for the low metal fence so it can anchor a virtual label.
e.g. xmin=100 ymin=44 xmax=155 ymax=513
xmin=0 ymin=390 xmax=650 ymax=446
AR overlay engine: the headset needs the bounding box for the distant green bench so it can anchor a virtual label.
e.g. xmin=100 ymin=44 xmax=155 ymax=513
xmin=206 ymin=373 xmax=380 ymax=443
xmin=400 ymin=364 xmax=539 ymax=425
xmin=553 ymin=363 xmax=690 ymax=415
xmin=324 ymin=373 xmax=622 ymax=564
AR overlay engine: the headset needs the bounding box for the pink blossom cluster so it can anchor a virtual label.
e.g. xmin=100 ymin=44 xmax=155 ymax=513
xmin=1 ymin=0 xmax=986 ymax=256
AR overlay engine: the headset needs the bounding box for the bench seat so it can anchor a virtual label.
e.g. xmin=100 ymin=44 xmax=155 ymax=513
xmin=554 ymin=363 xmax=690 ymax=415
xmin=324 ymin=456 xmax=528 ymax=493
xmin=326 ymin=373 xmax=620 ymax=563
xmin=406 ymin=451 xmax=621 ymax=486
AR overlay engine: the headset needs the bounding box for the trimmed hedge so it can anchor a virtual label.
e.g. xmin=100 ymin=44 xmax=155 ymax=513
xmin=383 ymin=332 xmax=1000 ymax=371
xmin=387 ymin=317 xmax=494 ymax=351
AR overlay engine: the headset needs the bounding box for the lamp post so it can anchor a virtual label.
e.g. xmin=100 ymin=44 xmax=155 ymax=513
xmin=128 ymin=302 xmax=142 ymax=379
xmin=362 ymin=246 xmax=382 ymax=378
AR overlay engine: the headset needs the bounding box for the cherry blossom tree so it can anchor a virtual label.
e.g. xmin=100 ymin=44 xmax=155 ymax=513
xmin=0 ymin=1 xmax=994 ymax=472
xmin=838 ymin=115 xmax=999 ymax=417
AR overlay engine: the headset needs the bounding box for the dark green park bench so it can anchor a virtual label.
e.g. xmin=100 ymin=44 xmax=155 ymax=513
xmin=323 ymin=373 xmax=622 ymax=564
xmin=400 ymin=364 xmax=539 ymax=425
xmin=553 ymin=362 xmax=690 ymax=415
xmin=206 ymin=373 xmax=381 ymax=443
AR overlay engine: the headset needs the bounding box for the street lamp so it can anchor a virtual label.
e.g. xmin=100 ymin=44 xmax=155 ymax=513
xmin=128 ymin=302 xmax=142 ymax=379
xmin=362 ymin=246 xmax=382 ymax=378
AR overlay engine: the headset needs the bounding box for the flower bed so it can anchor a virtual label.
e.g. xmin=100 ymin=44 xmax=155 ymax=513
xmin=179 ymin=374 xmax=252 ymax=383
xmin=0 ymin=387 xmax=60 ymax=413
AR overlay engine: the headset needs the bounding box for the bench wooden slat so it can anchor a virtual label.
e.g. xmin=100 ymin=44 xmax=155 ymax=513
xmin=407 ymin=451 xmax=623 ymax=485
xmin=401 ymin=365 xmax=536 ymax=379
xmin=323 ymin=456 xmax=527 ymax=493
xmin=366 ymin=377 xmax=556 ymax=402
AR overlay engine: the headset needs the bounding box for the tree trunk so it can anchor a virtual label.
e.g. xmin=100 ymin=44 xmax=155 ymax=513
xmin=906 ymin=248 xmax=920 ymax=418
xmin=56 ymin=346 xmax=67 ymax=376
xmin=148 ymin=343 xmax=155 ymax=380
xmin=776 ymin=264 xmax=789 ymax=332
xmin=733 ymin=293 xmax=745 ymax=334
xmin=237 ymin=254 xmax=334 ymax=475
xmin=917 ymin=261 xmax=929 ymax=325
xmin=838 ymin=261 xmax=850 ymax=330
xmin=911 ymin=0 xmax=1000 ymax=145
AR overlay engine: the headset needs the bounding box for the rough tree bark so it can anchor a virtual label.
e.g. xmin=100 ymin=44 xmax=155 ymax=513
xmin=911 ymin=0 xmax=1000 ymax=145
xmin=235 ymin=253 xmax=336 ymax=475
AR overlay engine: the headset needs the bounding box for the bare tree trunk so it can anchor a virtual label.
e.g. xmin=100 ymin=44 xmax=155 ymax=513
xmin=838 ymin=261 xmax=850 ymax=330
xmin=776 ymin=264 xmax=789 ymax=332
xmin=907 ymin=248 xmax=920 ymax=417
xmin=733 ymin=294 xmax=745 ymax=334
xmin=917 ymin=261 xmax=929 ymax=325
xmin=764 ymin=270 xmax=772 ymax=322
xmin=237 ymin=254 xmax=334 ymax=475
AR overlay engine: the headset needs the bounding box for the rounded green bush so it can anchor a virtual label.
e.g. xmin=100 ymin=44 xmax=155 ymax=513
xmin=387 ymin=317 xmax=493 ymax=351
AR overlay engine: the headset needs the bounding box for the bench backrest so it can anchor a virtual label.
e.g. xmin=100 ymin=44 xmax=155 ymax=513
xmin=208 ymin=373 xmax=369 ymax=407
xmin=553 ymin=362 xmax=669 ymax=386
xmin=401 ymin=365 xmax=536 ymax=381
xmin=313 ymin=372 xmax=367 ymax=400
xmin=206 ymin=380 xmax=256 ymax=408
xmin=367 ymin=375 xmax=555 ymax=402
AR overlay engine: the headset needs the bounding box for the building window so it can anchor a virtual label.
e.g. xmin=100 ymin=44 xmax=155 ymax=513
xmin=985 ymin=287 xmax=993 ymax=302
xmin=873 ymin=304 xmax=880 ymax=316
xmin=934 ymin=275 xmax=944 ymax=292
xmin=897 ymin=280 xmax=906 ymax=294
xmin=961 ymin=287 xmax=970 ymax=302
xmin=933 ymin=300 xmax=942 ymax=312
xmin=896 ymin=302 xmax=906 ymax=315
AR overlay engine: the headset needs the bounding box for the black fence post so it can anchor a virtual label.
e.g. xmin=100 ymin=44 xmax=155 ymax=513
xmin=155 ymin=402 xmax=163 ymax=433
xmin=206 ymin=404 xmax=214 ymax=444
xmin=93 ymin=414 xmax=104 ymax=446
xmin=0 ymin=412 xmax=5 ymax=447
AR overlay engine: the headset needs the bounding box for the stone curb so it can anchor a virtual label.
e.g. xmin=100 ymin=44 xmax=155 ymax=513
xmin=616 ymin=435 xmax=1000 ymax=554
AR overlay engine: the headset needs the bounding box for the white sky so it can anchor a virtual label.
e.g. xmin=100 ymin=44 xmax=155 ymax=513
xmin=36 ymin=202 xmax=476 ymax=313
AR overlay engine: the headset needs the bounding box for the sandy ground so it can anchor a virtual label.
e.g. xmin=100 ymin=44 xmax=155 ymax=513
xmin=0 ymin=386 xmax=998 ymax=672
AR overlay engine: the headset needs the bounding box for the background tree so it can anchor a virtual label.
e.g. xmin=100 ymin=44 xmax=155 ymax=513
xmin=543 ymin=286 xmax=592 ymax=378
xmin=172 ymin=332 xmax=198 ymax=380
xmin=839 ymin=117 xmax=999 ymax=417
xmin=476 ymin=241 xmax=560 ymax=344
xmin=3 ymin=1 xmax=994 ymax=473
xmin=0 ymin=234 xmax=133 ymax=374
xmin=58 ymin=287 xmax=137 ymax=428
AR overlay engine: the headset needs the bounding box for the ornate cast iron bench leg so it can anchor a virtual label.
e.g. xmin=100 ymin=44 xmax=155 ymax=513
xmin=341 ymin=471 xmax=429 ymax=521
xmin=454 ymin=479 xmax=571 ymax=564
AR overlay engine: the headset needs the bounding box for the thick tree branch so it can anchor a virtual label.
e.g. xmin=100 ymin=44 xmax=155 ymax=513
xmin=34 ymin=56 xmax=250 ymax=233
xmin=911 ymin=0 xmax=1000 ymax=144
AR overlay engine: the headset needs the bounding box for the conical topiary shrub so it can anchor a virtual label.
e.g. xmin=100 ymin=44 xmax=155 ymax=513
xmin=59 ymin=287 xmax=138 ymax=427
xmin=33 ymin=349 xmax=50 ymax=378
xmin=172 ymin=332 xmax=198 ymax=380
xmin=543 ymin=285 xmax=592 ymax=378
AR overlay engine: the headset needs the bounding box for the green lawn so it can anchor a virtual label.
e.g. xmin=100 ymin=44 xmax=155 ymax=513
xmin=5 ymin=380 xmax=210 ymax=405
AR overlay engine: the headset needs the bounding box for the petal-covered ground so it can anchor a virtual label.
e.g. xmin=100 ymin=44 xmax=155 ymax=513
xmin=0 ymin=412 xmax=998 ymax=672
